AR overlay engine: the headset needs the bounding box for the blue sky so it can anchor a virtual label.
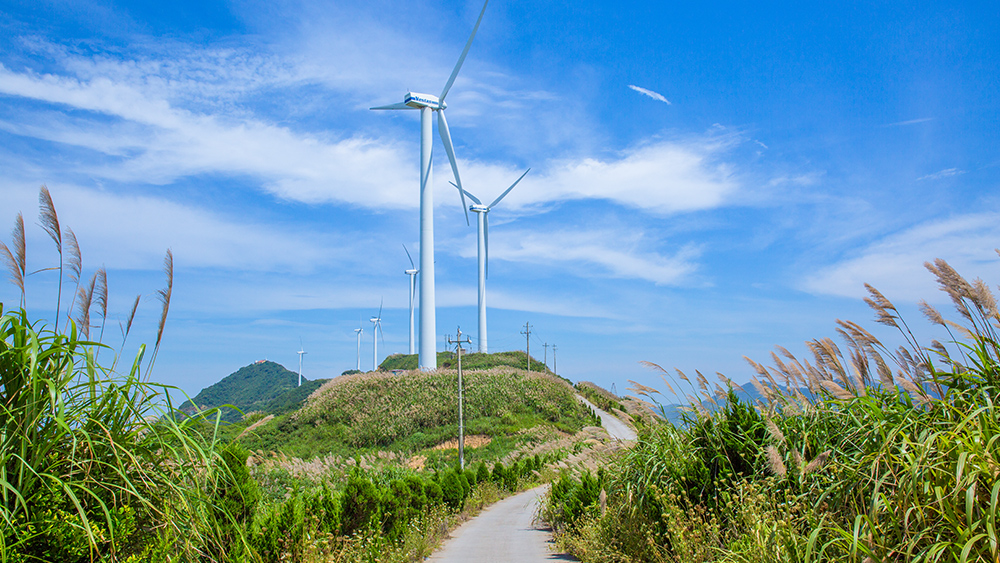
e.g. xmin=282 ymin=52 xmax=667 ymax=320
xmin=1 ymin=0 xmax=998 ymax=402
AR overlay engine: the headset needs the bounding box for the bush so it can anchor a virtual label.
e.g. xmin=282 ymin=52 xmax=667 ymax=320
xmin=440 ymin=469 xmax=466 ymax=510
xmin=211 ymin=442 xmax=261 ymax=553
xmin=475 ymin=461 xmax=490 ymax=484
xmin=339 ymin=475 xmax=382 ymax=536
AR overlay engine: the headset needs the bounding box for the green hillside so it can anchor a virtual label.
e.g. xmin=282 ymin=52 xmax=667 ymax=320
xmin=379 ymin=350 xmax=552 ymax=373
xmin=237 ymin=365 xmax=594 ymax=458
xmin=181 ymin=360 xmax=326 ymax=422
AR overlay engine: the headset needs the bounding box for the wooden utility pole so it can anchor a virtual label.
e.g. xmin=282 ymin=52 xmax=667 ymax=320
xmin=447 ymin=327 xmax=472 ymax=470
xmin=543 ymin=342 xmax=549 ymax=369
xmin=552 ymin=344 xmax=557 ymax=376
xmin=521 ymin=322 xmax=531 ymax=371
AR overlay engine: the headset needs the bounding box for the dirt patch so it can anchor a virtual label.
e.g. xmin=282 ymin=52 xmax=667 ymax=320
xmin=432 ymin=434 xmax=492 ymax=450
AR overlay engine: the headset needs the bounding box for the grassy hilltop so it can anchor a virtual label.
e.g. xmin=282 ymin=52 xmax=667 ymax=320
xmin=379 ymin=350 xmax=553 ymax=374
xmin=236 ymin=363 xmax=593 ymax=459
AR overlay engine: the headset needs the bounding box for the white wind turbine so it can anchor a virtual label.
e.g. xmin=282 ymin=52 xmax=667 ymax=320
xmin=403 ymin=244 xmax=418 ymax=355
xmin=297 ymin=340 xmax=307 ymax=387
xmin=452 ymin=169 xmax=530 ymax=353
xmin=354 ymin=325 xmax=364 ymax=371
xmin=370 ymin=301 xmax=384 ymax=371
xmin=371 ymin=0 xmax=490 ymax=370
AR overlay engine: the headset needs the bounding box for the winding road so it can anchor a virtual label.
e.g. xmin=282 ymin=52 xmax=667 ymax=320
xmin=425 ymin=485 xmax=572 ymax=562
xmin=576 ymin=395 xmax=637 ymax=441
xmin=425 ymin=398 xmax=635 ymax=562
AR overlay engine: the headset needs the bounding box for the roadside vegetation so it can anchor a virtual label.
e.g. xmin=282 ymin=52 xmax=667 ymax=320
xmin=1 ymin=187 xmax=603 ymax=562
xmin=544 ymin=252 xmax=1000 ymax=562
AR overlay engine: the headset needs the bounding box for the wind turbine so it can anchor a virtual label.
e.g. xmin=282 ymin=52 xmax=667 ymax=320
xmin=354 ymin=326 xmax=363 ymax=371
xmin=403 ymin=244 xmax=418 ymax=355
xmin=452 ymin=169 xmax=530 ymax=353
xmin=297 ymin=340 xmax=307 ymax=387
xmin=370 ymin=301 xmax=384 ymax=371
xmin=371 ymin=0 xmax=490 ymax=370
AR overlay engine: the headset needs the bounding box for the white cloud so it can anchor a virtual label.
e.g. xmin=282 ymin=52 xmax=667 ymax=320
xmin=451 ymin=135 xmax=740 ymax=215
xmin=0 ymin=182 xmax=340 ymax=272
xmin=801 ymin=213 xmax=1000 ymax=302
xmin=628 ymin=84 xmax=671 ymax=105
xmin=478 ymin=228 xmax=700 ymax=285
xmin=0 ymin=59 xmax=741 ymax=216
xmin=916 ymin=168 xmax=964 ymax=181
xmin=883 ymin=117 xmax=934 ymax=127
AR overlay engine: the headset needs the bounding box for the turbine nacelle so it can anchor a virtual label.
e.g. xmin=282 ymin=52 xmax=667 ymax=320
xmin=470 ymin=204 xmax=489 ymax=213
xmin=405 ymin=268 xmax=418 ymax=275
xmin=405 ymin=91 xmax=445 ymax=110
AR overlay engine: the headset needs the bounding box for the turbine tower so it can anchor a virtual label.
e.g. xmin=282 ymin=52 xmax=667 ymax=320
xmin=297 ymin=341 xmax=307 ymax=387
xmin=452 ymin=169 xmax=530 ymax=353
xmin=370 ymin=302 xmax=384 ymax=371
xmin=354 ymin=326 xmax=363 ymax=371
xmin=372 ymin=0 xmax=490 ymax=370
xmin=403 ymin=244 xmax=418 ymax=355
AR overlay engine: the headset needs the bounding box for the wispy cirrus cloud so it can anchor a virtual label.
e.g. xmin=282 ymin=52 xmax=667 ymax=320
xmin=883 ymin=117 xmax=933 ymax=127
xmin=917 ymin=168 xmax=964 ymax=181
xmin=0 ymin=181 xmax=343 ymax=272
xmin=0 ymin=56 xmax=742 ymax=216
xmin=628 ymin=84 xmax=671 ymax=104
xmin=801 ymin=213 xmax=1000 ymax=302
xmin=471 ymin=228 xmax=701 ymax=285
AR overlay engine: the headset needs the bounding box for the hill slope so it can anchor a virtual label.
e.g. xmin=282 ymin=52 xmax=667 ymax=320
xmin=237 ymin=366 xmax=595 ymax=458
xmin=181 ymin=360 xmax=325 ymax=422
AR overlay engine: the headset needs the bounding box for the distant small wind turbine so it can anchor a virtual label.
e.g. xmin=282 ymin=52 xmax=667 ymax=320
xmin=403 ymin=244 xmax=418 ymax=355
xmin=297 ymin=340 xmax=307 ymax=387
xmin=370 ymin=301 xmax=384 ymax=370
xmin=354 ymin=326 xmax=364 ymax=371
xmin=452 ymin=169 xmax=530 ymax=353
xmin=371 ymin=0 xmax=490 ymax=370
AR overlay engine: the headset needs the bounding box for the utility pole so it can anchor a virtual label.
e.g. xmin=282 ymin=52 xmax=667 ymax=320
xmin=521 ymin=322 xmax=531 ymax=371
xmin=446 ymin=327 xmax=472 ymax=470
xmin=552 ymin=344 xmax=557 ymax=377
xmin=543 ymin=342 xmax=549 ymax=369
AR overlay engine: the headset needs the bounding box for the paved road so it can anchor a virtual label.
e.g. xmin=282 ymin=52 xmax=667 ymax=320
xmin=426 ymin=486 xmax=575 ymax=562
xmin=577 ymin=395 xmax=637 ymax=441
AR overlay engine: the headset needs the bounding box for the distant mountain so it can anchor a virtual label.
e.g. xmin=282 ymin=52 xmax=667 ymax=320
xmin=180 ymin=360 xmax=327 ymax=422
xmin=653 ymin=383 xmax=814 ymax=425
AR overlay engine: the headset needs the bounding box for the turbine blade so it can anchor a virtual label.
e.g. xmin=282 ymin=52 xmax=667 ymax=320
xmin=489 ymin=168 xmax=530 ymax=208
xmin=378 ymin=298 xmax=383 ymax=320
xmin=403 ymin=243 xmax=415 ymax=269
xmin=438 ymin=111 xmax=469 ymax=225
xmin=440 ymin=0 xmax=490 ymax=102
xmin=484 ymin=212 xmax=489 ymax=279
xmin=449 ymin=181 xmax=481 ymax=205
xmin=370 ymin=102 xmax=415 ymax=110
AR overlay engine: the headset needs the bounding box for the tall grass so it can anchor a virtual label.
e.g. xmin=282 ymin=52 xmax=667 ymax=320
xmin=0 ymin=188 xmax=246 ymax=561
xmin=546 ymin=251 xmax=1000 ymax=563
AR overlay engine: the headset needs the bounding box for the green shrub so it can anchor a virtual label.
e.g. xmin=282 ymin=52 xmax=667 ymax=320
xmin=475 ymin=461 xmax=490 ymax=484
xmin=440 ymin=470 xmax=466 ymax=510
xmin=491 ymin=461 xmax=506 ymax=484
xmin=211 ymin=442 xmax=261 ymax=553
xmin=339 ymin=474 xmax=382 ymax=536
